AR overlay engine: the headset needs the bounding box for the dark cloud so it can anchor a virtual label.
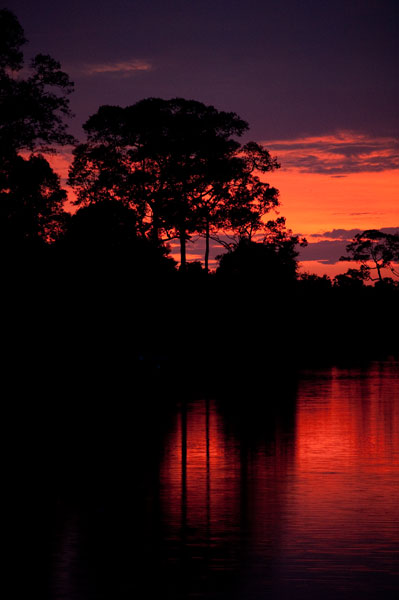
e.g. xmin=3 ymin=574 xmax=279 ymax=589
xmin=332 ymin=212 xmax=383 ymax=216
xmin=312 ymin=227 xmax=399 ymax=240
xmin=348 ymin=212 xmax=382 ymax=217
xmin=266 ymin=134 xmax=399 ymax=174
xmin=191 ymin=229 xmax=399 ymax=268
xmin=299 ymin=240 xmax=348 ymax=265
xmin=301 ymin=227 xmax=399 ymax=264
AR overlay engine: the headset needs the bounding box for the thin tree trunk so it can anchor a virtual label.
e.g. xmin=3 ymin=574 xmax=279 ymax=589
xmin=376 ymin=262 xmax=383 ymax=282
xmin=372 ymin=250 xmax=383 ymax=282
xmin=152 ymin=204 xmax=159 ymax=244
xmin=180 ymin=227 xmax=186 ymax=271
xmin=204 ymin=218 xmax=210 ymax=273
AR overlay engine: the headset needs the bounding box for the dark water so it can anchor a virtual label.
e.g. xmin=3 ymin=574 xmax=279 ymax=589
xmin=21 ymin=361 xmax=399 ymax=599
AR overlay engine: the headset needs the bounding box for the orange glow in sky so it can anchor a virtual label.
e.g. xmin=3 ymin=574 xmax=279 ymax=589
xmin=270 ymin=167 xmax=399 ymax=277
xmin=46 ymin=131 xmax=399 ymax=277
xmin=271 ymin=169 xmax=399 ymax=237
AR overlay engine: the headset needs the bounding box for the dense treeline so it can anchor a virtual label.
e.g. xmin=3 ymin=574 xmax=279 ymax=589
xmin=1 ymin=8 xmax=398 ymax=389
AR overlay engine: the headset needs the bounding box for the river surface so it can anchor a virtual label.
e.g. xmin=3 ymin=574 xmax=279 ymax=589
xmin=37 ymin=360 xmax=399 ymax=599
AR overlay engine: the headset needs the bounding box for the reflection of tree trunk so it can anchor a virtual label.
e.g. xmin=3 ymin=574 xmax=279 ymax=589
xmin=239 ymin=440 xmax=248 ymax=537
xmin=205 ymin=219 xmax=210 ymax=273
xmin=205 ymin=398 xmax=211 ymax=568
xmin=180 ymin=401 xmax=188 ymax=593
xmin=179 ymin=227 xmax=186 ymax=271
xmin=181 ymin=401 xmax=187 ymax=527
xmin=206 ymin=398 xmax=210 ymax=529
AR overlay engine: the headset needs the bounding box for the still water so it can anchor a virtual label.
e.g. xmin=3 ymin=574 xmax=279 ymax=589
xmin=46 ymin=361 xmax=399 ymax=599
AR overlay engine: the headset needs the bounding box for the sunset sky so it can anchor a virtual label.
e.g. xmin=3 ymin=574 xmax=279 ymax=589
xmin=8 ymin=0 xmax=399 ymax=275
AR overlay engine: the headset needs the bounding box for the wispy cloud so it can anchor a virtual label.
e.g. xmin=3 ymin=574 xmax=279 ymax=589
xmin=338 ymin=212 xmax=383 ymax=217
xmin=264 ymin=132 xmax=399 ymax=174
xmin=83 ymin=59 xmax=153 ymax=76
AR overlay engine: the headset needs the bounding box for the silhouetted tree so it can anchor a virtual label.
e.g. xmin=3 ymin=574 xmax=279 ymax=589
xmin=340 ymin=229 xmax=399 ymax=282
xmin=386 ymin=232 xmax=399 ymax=277
xmin=60 ymin=200 xmax=138 ymax=253
xmin=72 ymin=101 xmax=173 ymax=242
xmin=197 ymin=141 xmax=280 ymax=271
xmin=298 ymin=273 xmax=332 ymax=291
xmin=0 ymin=7 xmax=25 ymax=70
xmin=0 ymin=9 xmax=74 ymax=250
xmin=216 ymin=225 xmax=301 ymax=288
xmin=333 ymin=267 xmax=368 ymax=289
xmin=69 ymin=99 xmax=281 ymax=272
xmin=0 ymin=153 xmax=67 ymax=250
xmin=0 ymin=9 xmax=74 ymax=155
xmin=59 ymin=199 xmax=176 ymax=276
xmin=67 ymin=140 xmax=141 ymax=231
xmin=68 ymin=99 xmax=251 ymax=270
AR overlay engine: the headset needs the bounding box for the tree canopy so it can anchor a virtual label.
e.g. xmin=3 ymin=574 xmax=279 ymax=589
xmin=340 ymin=229 xmax=399 ymax=282
xmin=0 ymin=8 xmax=74 ymax=249
xmin=216 ymin=218 xmax=303 ymax=288
xmin=0 ymin=153 xmax=67 ymax=249
xmin=0 ymin=9 xmax=75 ymax=156
xmin=68 ymin=98 xmax=280 ymax=271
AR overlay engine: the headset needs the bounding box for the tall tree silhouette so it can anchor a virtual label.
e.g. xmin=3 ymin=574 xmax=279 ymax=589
xmin=148 ymin=99 xmax=247 ymax=271
xmin=202 ymin=142 xmax=280 ymax=269
xmin=340 ymin=229 xmax=399 ymax=282
xmin=0 ymin=9 xmax=74 ymax=249
xmin=69 ymin=99 xmax=250 ymax=269
xmin=68 ymin=98 xmax=281 ymax=271
xmin=0 ymin=9 xmax=74 ymax=154
xmin=69 ymin=98 xmax=247 ymax=269
xmin=386 ymin=232 xmax=399 ymax=277
xmin=68 ymin=103 xmax=157 ymax=242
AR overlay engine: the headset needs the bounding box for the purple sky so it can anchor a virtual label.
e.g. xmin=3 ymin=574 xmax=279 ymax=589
xmin=7 ymin=0 xmax=399 ymax=142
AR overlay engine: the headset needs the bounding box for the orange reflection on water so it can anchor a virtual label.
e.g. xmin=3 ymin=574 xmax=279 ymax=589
xmin=284 ymin=364 xmax=399 ymax=576
xmin=161 ymin=400 xmax=241 ymax=537
xmin=159 ymin=364 xmax=399 ymax=598
xmin=296 ymin=364 xmax=399 ymax=474
xmin=160 ymin=396 xmax=295 ymax=559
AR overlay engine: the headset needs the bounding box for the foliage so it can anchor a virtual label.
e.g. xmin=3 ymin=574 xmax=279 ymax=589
xmin=0 ymin=10 xmax=75 ymax=155
xmin=216 ymin=226 xmax=302 ymax=287
xmin=333 ymin=267 xmax=368 ymax=289
xmin=0 ymin=8 xmax=74 ymax=249
xmin=298 ymin=273 xmax=332 ymax=291
xmin=68 ymin=98 xmax=281 ymax=271
xmin=69 ymin=99 xmax=248 ymax=263
xmin=340 ymin=229 xmax=399 ymax=282
xmin=0 ymin=8 xmax=25 ymax=73
xmin=58 ymin=199 xmax=177 ymax=275
xmin=60 ymin=200 xmax=139 ymax=252
xmin=0 ymin=153 xmax=67 ymax=247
